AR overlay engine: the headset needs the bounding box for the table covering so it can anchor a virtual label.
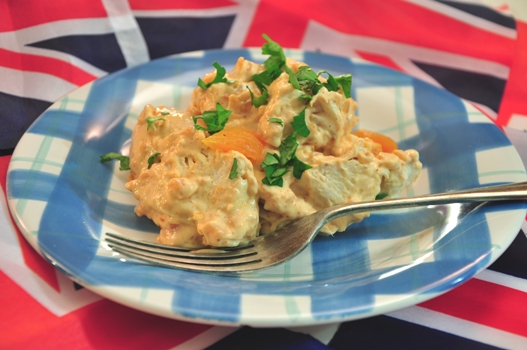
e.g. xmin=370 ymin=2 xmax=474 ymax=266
xmin=1 ymin=1 xmax=527 ymax=348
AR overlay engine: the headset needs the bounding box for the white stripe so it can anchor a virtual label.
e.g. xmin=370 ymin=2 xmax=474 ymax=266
xmin=0 ymin=66 xmax=77 ymax=102
xmin=223 ymin=0 xmax=260 ymax=48
xmin=475 ymin=269 xmax=527 ymax=293
xmin=101 ymin=0 xmax=150 ymax=67
xmin=10 ymin=46 xmax=107 ymax=78
xmin=302 ymin=21 xmax=510 ymax=79
xmin=406 ymin=0 xmax=517 ymax=39
xmin=388 ymin=305 xmax=527 ymax=349
xmin=0 ymin=18 xmax=116 ymax=48
xmin=286 ymin=323 xmax=340 ymax=345
xmin=170 ymin=326 xmax=239 ymax=350
xmin=0 ymin=18 xmax=117 ymax=76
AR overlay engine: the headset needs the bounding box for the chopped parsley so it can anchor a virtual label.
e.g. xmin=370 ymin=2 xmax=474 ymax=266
xmin=146 ymin=117 xmax=166 ymax=131
xmin=294 ymin=66 xmax=352 ymax=100
xmin=248 ymin=34 xmax=291 ymax=107
xmin=198 ymin=61 xmax=231 ymax=89
xmin=229 ymin=158 xmax=238 ymax=180
xmin=247 ymin=85 xmax=269 ymax=108
xmin=192 ymin=103 xmax=232 ymax=134
xmin=100 ymin=152 xmax=130 ymax=171
xmin=375 ymin=193 xmax=388 ymax=200
xmin=290 ymin=108 xmax=310 ymax=138
xmin=292 ymin=157 xmax=312 ymax=179
xmin=261 ymin=34 xmax=287 ymax=79
xmin=147 ymin=152 xmax=160 ymax=169
xmin=260 ymin=109 xmax=312 ymax=186
xmin=285 ymin=65 xmax=301 ymax=90
xmin=268 ymin=118 xmax=284 ymax=127
xmin=278 ymin=131 xmax=299 ymax=166
xmin=334 ymin=74 xmax=352 ymax=99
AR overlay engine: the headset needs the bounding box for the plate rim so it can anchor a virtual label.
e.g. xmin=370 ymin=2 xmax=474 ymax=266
xmin=6 ymin=47 xmax=527 ymax=327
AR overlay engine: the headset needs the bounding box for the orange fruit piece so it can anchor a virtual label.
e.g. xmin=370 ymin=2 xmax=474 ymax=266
xmin=202 ymin=127 xmax=266 ymax=161
xmin=354 ymin=129 xmax=398 ymax=153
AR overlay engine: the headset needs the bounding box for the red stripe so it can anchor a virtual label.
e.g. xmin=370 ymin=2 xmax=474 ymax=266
xmin=0 ymin=0 xmax=107 ymax=32
xmin=0 ymin=48 xmax=97 ymax=87
xmin=497 ymin=21 xmax=527 ymax=127
xmin=355 ymin=51 xmax=403 ymax=72
xmin=129 ymin=0 xmax=236 ymax=10
xmin=419 ymin=278 xmax=527 ymax=336
xmin=245 ymin=0 xmax=515 ymax=66
xmin=0 ymin=270 xmax=212 ymax=349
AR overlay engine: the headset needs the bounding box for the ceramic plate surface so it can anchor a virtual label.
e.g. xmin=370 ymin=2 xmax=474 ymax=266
xmin=7 ymin=49 xmax=527 ymax=326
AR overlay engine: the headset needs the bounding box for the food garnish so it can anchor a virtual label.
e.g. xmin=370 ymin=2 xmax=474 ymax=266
xmin=192 ymin=103 xmax=232 ymax=134
xmin=100 ymin=152 xmax=130 ymax=171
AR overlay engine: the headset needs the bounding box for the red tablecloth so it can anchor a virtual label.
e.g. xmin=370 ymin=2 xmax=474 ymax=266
xmin=2 ymin=1 xmax=527 ymax=348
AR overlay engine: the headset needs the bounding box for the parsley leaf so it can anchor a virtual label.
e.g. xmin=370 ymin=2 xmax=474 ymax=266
xmin=100 ymin=152 xmax=130 ymax=171
xmin=334 ymin=74 xmax=352 ymax=98
xmin=291 ymin=108 xmax=310 ymax=138
xmin=294 ymin=66 xmax=353 ymax=100
xmin=229 ymin=158 xmax=238 ymax=180
xmin=249 ymin=34 xmax=296 ymax=107
xmin=278 ymin=131 xmax=299 ymax=166
xmin=261 ymin=34 xmax=286 ymax=79
xmin=299 ymin=93 xmax=313 ymax=101
xmin=268 ymin=118 xmax=284 ymax=127
xmin=319 ymin=70 xmax=340 ymax=92
xmin=296 ymin=66 xmax=321 ymax=95
xmin=192 ymin=103 xmax=232 ymax=134
xmin=147 ymin=152 xmax=160 ymax=169
xmin=146 ymin=117 xmax=166 ymax=131
xmin=285 ymin=65 xmax=300 ymax=90
xmin=261 ymin=153 xmax=280 ymax=168
xmin=319 ymin=70 xmax=352 ymax=98
xmin=260 ymin=131 xmax=312 ymax=185
xmin=375 ymin=193 xmax=388 ymax=200
xmin=248 ymin=85 xmax=269 ymax=108
xmin=261 ymin=164 xmax=286 ymax=187
xmin=198 ymin=61 xmax=231 ymax=89
xmin=292 ymin=156 xmax=312 ymax=179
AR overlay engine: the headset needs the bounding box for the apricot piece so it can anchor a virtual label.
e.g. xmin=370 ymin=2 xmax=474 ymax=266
xmin=202 ymin=127 xmax=265 ymax=161
xmin=354 ymin=129 xmax=398 ymax=153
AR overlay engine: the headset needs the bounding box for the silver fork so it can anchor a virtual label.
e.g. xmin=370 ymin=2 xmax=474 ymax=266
xmin=104 ymin=181 xmax=527 ymax=274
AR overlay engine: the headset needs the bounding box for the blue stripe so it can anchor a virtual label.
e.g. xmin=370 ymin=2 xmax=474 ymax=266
xmin=104 ymin=200 xmax=158 ymax=233
xmin=8 ymin=169 xmax=57 ymax=201
xmin=0 ymin=91 xmax=51 ymax=150
xmin=27 ymin=33 xmax=127 ymax=73
xmin=37 ymin=68 xmax=139 ymax=274
xmin=329 ymin=315 xmax=500 ymax=349
xmin=136 ymin=16 xmax=235 ymax=60
xmin=29 ymin=110 xmax=82 ymax=141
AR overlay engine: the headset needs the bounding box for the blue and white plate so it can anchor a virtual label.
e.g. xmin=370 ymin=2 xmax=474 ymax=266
xmin=7 ymin=49 xmax=527 ymax=326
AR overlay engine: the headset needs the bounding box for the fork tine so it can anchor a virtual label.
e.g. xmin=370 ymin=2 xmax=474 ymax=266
xmin=104 ymin=233 xmax=266 ymax=272
xmin=105 ymin=232 xmax=256 ymax=258
xmin=110 ymin=244 xmax=260 ymax=266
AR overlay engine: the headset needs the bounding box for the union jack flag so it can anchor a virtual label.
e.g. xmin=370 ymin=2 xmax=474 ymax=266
xmin=1 ymin=1 xmax=527 ymax=348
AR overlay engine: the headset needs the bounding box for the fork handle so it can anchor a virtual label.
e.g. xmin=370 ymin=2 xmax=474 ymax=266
xmin=324 ymin=181 xmax=527 ymax=222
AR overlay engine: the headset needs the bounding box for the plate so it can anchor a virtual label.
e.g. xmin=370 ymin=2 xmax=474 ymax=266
xmin=7 ymin=49 xmax=527 ymax=327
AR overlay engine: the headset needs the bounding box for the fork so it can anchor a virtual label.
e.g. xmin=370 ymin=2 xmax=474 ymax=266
xmin=104 ymin=181 xmax=527 ymax=274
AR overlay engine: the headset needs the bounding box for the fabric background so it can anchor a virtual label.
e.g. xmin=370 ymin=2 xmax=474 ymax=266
xmin=1 ymin=0 xmax=527 ymax=348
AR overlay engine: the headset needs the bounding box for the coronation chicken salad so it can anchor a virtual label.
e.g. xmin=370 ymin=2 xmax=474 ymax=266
xmin=103 ymin=35 xmax=422 ymax=248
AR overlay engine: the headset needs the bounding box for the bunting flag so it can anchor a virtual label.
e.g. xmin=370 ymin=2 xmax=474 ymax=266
xmin=1 ymin=1 xmax=527 ymax=348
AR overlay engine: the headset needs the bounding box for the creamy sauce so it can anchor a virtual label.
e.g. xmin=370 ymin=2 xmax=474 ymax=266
xmin=125 ymin=57 xmax=422 ymax=247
